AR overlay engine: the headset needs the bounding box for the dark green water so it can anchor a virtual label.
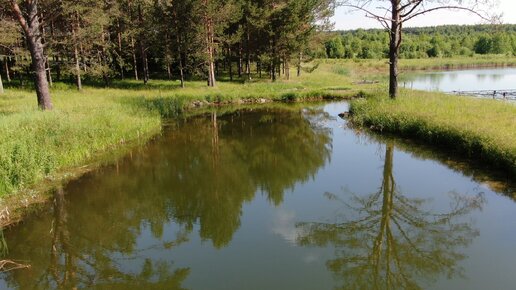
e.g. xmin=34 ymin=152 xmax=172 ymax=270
xmin=1 ymin=102 xmax=514 ymax=290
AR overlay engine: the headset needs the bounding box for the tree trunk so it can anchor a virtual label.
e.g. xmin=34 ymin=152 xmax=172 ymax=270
xmin=131 ymin=37 xmax=139 ymax=80
xmin=204 ymin=3 xmax=216 ymax=87
xmin=297 ymin=52 xmax=302 ymax=77
xmin=40 ymin=13 xmax=52 ymax=87
xmin=139 ymin=44 xmax=149 ymax=84
xmin=0 ymin=73 xmax=4 ymax=94
xmin=173 ymin=17 xmax=184 ymax=88
xmin=138 ymin=4 xmax=149 ymax=84
xmin=389 ymin=1 xmax=401 ymax=99
xmin=4 ymin=60 xmax=10 ymax=82
xmin=179 ymin=54 xmax=185 ymax=88
xmin=143 ymin=51 xmax=149 ymax=83
xmin=238 ymin=44 xmax=242 ymax=78
xmin=285 ymin=58 xmax=290 ymax=80
xmin=10 ymin=0 xmax=53 ymax=110
xmin=100 ymin=30 xmax=110 ymax=87
xmin=117 ymin=19 xmax=124 ymax=79
xmin=228 ymin=47 xmax=233 ymax=81
xmin=176 ymin=35 xmax=185 ymax=88
xmin=55 ymin=56 xmax=61 ymax=81
xmin=246 ymin=28 xmax=251 ymax=80
xmin=50 ymin=21 xmax=60 ymax=82
xmin=72 ymin=27 xmax=82 ymax=90
xmin=271 ymin=60 xmax=276 ymax=81
xmin=46 ymin=57 xmax=52 ymax=87
xmin=282 ymin=56 xmax=285 ymax=75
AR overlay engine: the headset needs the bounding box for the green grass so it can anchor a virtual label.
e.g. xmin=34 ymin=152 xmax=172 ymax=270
xmin=0 ymin=90 xmax=162 ymax=196
xmin=350 ymin=89 xmax=516 ymax=175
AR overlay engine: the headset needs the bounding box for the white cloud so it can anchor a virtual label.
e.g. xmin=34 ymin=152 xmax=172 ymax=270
xmin=271 ymin=209 xmax=305 ymax=245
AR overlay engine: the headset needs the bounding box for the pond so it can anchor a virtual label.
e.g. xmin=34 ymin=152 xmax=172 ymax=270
xmin=401 ymin=67 xmax=516 ymax=94
xmin=0 ymin=102 xmax=514 ymax=290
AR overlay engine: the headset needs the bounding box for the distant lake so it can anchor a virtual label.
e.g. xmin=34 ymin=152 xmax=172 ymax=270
xmin=401 ymin=67 xmax=516 ymax=93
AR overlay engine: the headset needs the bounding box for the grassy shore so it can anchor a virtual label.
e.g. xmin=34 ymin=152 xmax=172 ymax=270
xmin=350 ymin=89 xmax=516 ymax=176
xmin=0 ymin=90 xmax=162 ymax=198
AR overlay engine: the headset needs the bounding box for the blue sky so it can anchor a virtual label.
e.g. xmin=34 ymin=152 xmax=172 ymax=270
xmin=332 ymin=0 xmax=516 ymax=30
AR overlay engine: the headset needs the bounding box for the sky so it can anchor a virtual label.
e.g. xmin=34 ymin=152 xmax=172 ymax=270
xmin=332 ymin=0 xmax=516 ymax=30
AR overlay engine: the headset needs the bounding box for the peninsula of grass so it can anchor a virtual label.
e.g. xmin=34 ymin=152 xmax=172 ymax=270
xmin=350 ymin=90 xmax=516 ymax=176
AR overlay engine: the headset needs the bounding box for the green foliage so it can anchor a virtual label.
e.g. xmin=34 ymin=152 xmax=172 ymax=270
xmin=324 ymin=25 xmax=516 ymax=59
xmin=325 ymin=37 xmax=345 ymax=58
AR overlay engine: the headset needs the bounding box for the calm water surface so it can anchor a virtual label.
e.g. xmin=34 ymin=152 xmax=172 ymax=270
xmin=1 ymin=102 xmax=515 ymax=290
xmin=401 ymin=67 xmax=516 ymax=92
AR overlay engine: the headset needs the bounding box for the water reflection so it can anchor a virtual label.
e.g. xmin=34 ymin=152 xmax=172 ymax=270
xmin=402 ymin=68 xmax=516 ymax=92
xmin=2 ymin=187 xmax=191 ymax=289
xmin=296 ymin=143 xmax=485 ymax=290
xmin=1 ymin=107 xmax=333 ymax=289
xmin=158 ymin=108 xmax=332 ymax=247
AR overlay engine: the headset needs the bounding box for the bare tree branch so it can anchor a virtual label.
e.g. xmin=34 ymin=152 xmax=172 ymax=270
xmin=403 ymin=5 xmax=491 ymax=23
xmin=0 ymin=260 xmax=31 ymax=272
xmin=399 ymin=0 xmax=422 ymax=13
xmin=340 ymin=4 xmax=394 ymax=23
xmin=400 ymin=0 xmax=423 ymax=18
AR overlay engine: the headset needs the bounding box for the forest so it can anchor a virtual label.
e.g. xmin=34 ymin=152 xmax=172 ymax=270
xmin=0 ymin=0 xmax=334 ymax=93
xmin=324 ymin=25 xmax=516 ymax=59
xmin=2 ymin=1 xmax=515 ymax=94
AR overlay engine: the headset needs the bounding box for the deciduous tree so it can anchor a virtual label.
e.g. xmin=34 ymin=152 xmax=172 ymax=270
xmin=8 ymin=0 xmax=53 ymax=109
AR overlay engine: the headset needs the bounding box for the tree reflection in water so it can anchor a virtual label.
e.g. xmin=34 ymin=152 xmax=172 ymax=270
xmin=297 ymin=143 xmax=485 ymax=290
xmin=12 ymin=188 xmax=191 ymax=290
xmin=1 ymin=107 xmax=333 ymax=289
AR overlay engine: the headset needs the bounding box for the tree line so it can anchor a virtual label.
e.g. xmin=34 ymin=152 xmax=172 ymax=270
xmin=0 ymin=0 xmax=335 ymax=109
xmin=324 ymin=24 xmax=516 ymax=59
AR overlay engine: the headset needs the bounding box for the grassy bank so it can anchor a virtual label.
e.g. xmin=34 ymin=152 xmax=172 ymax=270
xmin=0 ymin=90 xmax=162 ymax=198
xmin=350 ymin=90 xmax=516 ymax=176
